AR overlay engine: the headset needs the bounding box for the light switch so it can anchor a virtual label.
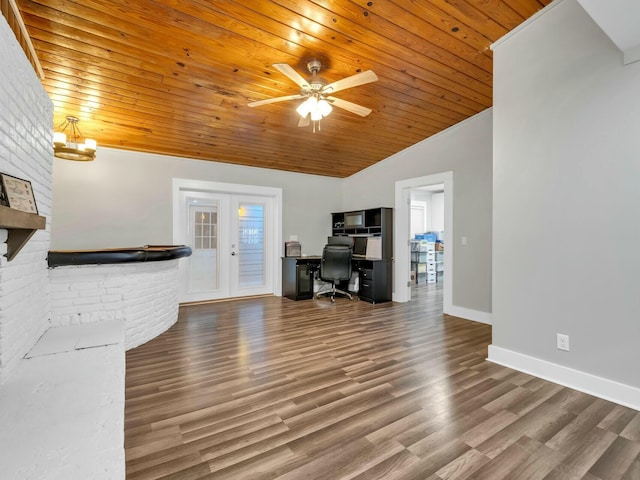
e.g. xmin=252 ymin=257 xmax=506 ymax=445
xmin=461 ymin=236 xmax=467 ymax=246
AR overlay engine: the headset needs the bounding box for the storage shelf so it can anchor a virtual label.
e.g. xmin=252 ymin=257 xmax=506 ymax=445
xmin=0 ymin=205 xmax=46 ymax=261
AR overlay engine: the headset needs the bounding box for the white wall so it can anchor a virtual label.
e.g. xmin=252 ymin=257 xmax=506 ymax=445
xmin=410 ymin=190 xmax=430 ymax=235
xmin=431 ymin=192 xmax=444 ymax=232
xmin=0 ymin=17 xmax=53 ymax=383
xmin=492 ymin=0 xmax=640 ymax=391
xmin=343 ymin=111 xmax=493 ymax=314
xmin=52 ymin=148 xmax=343 ymax=256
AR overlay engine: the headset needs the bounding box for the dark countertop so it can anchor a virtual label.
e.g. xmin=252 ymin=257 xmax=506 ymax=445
xmin=47 ymin=245 xmax=192 ymax=268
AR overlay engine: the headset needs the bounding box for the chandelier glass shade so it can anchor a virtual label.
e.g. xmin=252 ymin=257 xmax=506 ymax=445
xmin=53 ymin=116 xmax=97 ymax=161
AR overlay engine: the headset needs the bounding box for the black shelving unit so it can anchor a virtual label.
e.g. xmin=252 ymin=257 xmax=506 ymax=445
xmin=331 ymin=207 xmax=393 ymax=303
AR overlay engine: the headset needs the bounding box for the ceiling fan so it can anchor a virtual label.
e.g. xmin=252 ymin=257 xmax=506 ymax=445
xmin=248 ymin=60 xmax=378 ymax=131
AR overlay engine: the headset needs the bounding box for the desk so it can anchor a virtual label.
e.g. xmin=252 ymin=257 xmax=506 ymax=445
xmin=282 ymin=256 xmax=392 ymax=303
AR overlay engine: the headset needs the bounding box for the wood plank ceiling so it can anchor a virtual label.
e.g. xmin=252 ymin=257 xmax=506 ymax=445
xmin=16 ymin=0 xmax=551 ymax=178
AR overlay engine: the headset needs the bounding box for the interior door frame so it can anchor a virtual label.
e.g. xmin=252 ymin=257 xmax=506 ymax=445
xmin=173 ymin=178 xmax=283 ymax=300
xmin=394 ymin=172 xmax=453 ymax=311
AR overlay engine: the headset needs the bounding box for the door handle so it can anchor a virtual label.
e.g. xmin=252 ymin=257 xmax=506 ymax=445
xmin=231 ymin=251 xmax=236 ymax=256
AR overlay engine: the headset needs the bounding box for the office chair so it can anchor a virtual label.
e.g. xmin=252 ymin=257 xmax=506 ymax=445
xmin=316 ymin=244 xmax=353 ymax=302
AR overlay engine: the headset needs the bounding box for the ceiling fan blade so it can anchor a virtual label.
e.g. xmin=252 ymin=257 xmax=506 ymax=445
xmin=273 ymin=63 xmax=310 ymax=89
xmin=323 ymin=70 xmax=378 ymax=94
xmin=248 ymin=94 xmax=304 ymax=108
xmin=327 ymin=97 xmax=372 ymax=117
xmin=298 ymin=115 xmax=310 ymax=127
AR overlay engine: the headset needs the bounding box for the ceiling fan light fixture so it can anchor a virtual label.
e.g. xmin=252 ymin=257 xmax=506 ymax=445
xmin=249 ymin=60 xmax=377 ymax=131
xmin=318 ymin=99 xmax=332 ymax=117
xmin=296 ymin=97 xmax=315 ymax=118
xmin=297 ymin=97 xmax=332 ymax=121
xmin=53 ymin=115 xmax=97 ymax=161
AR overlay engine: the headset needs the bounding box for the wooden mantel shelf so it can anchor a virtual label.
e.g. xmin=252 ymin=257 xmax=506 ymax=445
xmin=0 ymin=205 xmax=46 ymax=261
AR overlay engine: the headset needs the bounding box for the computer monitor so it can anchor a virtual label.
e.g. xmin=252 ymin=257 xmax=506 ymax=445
xmin=353 ymin=236 xmax=368 ymax=257
xmin=327 ymin=236 xmax=353 ymax=247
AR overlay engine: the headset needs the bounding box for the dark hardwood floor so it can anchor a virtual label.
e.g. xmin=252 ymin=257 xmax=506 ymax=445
xmin=125 ymin=283 xmax=640 ymax=479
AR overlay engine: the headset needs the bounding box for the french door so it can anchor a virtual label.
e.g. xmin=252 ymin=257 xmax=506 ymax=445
xmin=178 ymin=190 xmax=274 ymax=302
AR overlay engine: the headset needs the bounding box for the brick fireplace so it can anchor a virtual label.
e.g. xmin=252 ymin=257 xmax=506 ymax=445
xmin=0 ymin=15 xmax=53 ymax=384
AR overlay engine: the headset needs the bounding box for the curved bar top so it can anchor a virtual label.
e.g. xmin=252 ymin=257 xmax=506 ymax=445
xmin=47 ymin=245 xmax=192 ymax=267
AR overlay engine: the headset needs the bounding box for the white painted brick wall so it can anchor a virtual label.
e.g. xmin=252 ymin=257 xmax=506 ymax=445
xmin=0 ymin=16 xmax=53 ymax=384
xmin=50 ymin=260 xmax=180 ymax=350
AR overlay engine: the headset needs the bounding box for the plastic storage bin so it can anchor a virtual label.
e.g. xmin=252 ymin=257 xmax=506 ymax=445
xmin=415 ymin=233 xmax=438 ymax=242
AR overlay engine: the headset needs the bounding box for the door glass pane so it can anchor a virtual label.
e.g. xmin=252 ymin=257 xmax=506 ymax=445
xmin=237 ymin=203 xmax=264 ymax=288
xmin=188 ymin=202 xmax=218 ymax=293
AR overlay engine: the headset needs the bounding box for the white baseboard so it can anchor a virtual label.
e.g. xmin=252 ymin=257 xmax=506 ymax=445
xmin=445 ymin=305 xmax=492 ymax=325
xmin=488 ymin=345 xmax=640 ymax=412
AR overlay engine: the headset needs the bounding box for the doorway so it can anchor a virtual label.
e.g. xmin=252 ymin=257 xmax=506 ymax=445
xmin=173 ymin=179 xmax=283 ymax=303
xmin=394 ymin=172 xmax=453 ymax=312
xmin=410 ymin=185 xmax=444 ymax=288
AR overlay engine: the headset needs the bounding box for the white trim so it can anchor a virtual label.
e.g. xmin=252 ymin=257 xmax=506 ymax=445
xmin=7 ymin=0 xmax=45 ymax=79
xmin=446 ymin=305 xmax=492 ymax=325
xmin=488 ymin=345 xmax=640 ymax=412
xmin=394 ymin=171 xmax=452 ymax=307
xmin=172 ymin=178 xmax=283 ymax=297
xmin=491 ymin=0 xmax=566 ymax=51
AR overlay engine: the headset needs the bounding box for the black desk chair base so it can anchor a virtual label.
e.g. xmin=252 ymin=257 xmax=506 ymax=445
xmin=316 ymin=284 xmax=352 ymax=303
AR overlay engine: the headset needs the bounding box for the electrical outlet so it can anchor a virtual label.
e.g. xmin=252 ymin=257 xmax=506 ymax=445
xmin=557 ymin=333 xmax=570 ymax=351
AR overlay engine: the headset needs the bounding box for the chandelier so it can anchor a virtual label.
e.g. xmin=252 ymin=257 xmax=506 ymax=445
xmin=53 ymin=116 xmax=97 ymax=161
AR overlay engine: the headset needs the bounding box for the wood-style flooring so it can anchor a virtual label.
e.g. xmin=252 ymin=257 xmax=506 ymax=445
xmin=125 ymin=284 xmax=640 ymax=479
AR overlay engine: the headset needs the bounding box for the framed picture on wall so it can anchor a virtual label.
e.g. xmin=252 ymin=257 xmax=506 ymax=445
xmin=0 ymin=173 xmax=38 ymax=214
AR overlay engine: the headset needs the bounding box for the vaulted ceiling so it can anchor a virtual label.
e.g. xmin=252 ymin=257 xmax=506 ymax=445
xmin=15 ymin=0 xmax=551 ymax=177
